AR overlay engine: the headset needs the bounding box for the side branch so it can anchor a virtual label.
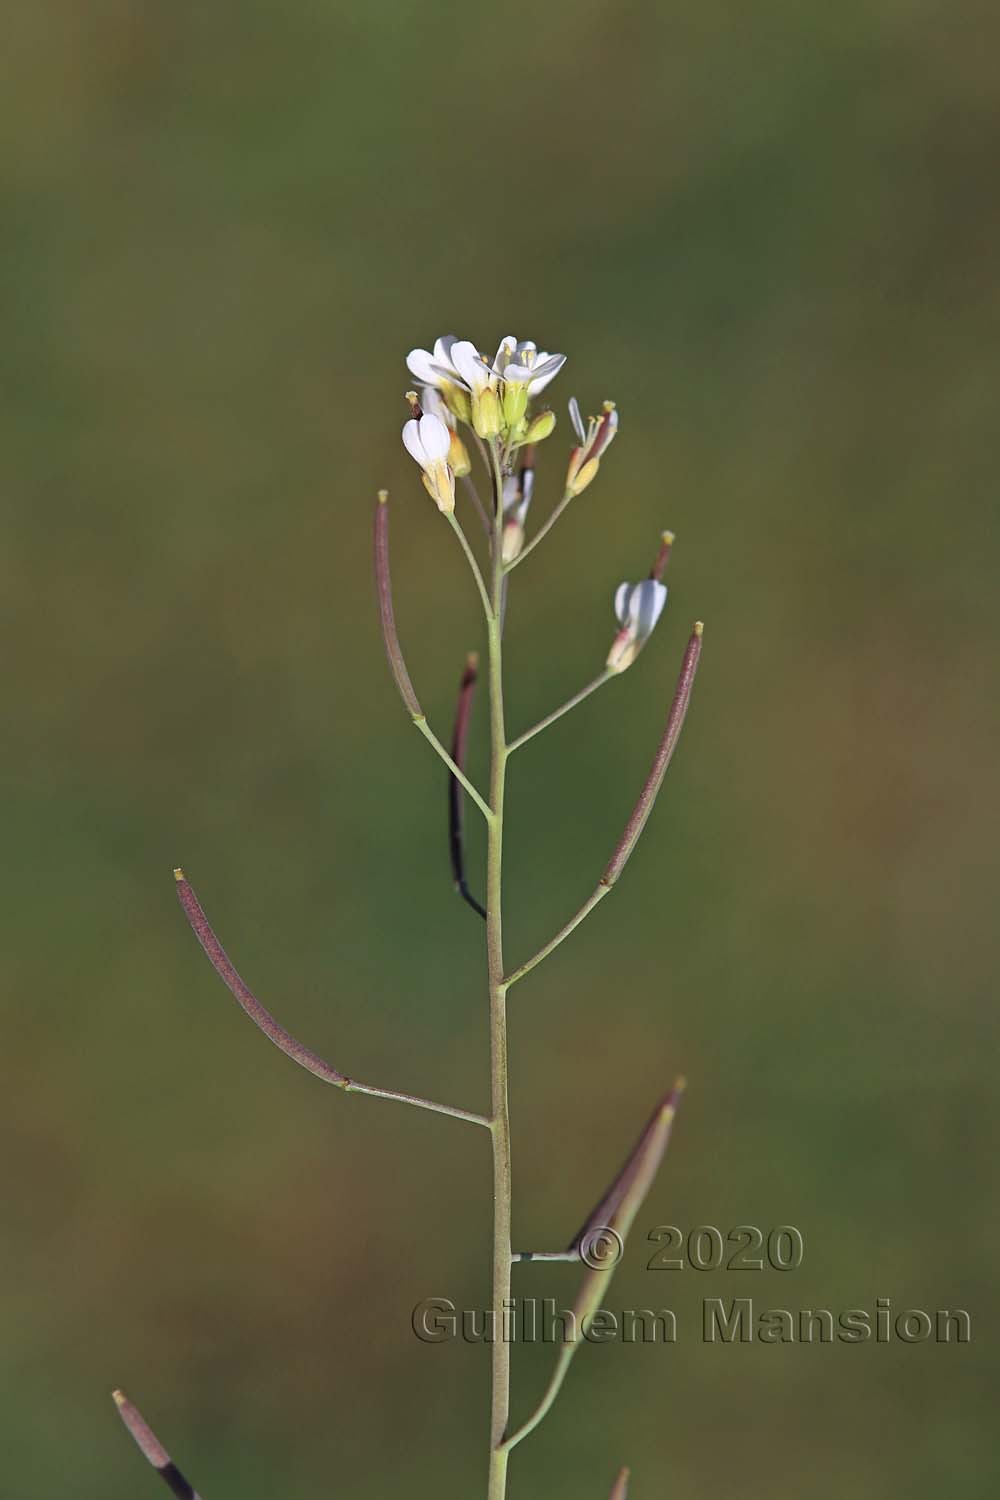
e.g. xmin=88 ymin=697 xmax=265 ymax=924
xmin=507 ymin=669 xmax=614 ymax=755
xmin=374 ymin=490 xmax=421 ymax=717
xmin=501 ymin=1084 xmax=683 ymax=1457
xmin=374 ymin=492 xmax=492 ymax=821
xmin=503 ymin=490 xmax=573 ymax=574
xmin=112 ymin=1390 xmax=201 ymax=1499
xmin=602 ymin=622 xmax=703 ymax=883
xmin=174 ymin=870 xmax=489 ymax=1128
xmin=504 ymin=625 xmax=703 ymax=988
xmin=446 ymin=510 xmax=492 ymax=619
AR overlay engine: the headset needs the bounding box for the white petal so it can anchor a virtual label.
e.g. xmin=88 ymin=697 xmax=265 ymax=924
xmin=614 ymin=582 xmax=634 ymax=627
xmin=418 ymin=412 xmax=451 ymax=460
xmin=592 ymin=405 xmax=619 ymax=457
xmin=450 ymin=339 xmax=490 ymax=393
xmin=514 ymin=339 xmax=537 ymax=358
xmin=526 ymin=353 xmax=566 ymax=396
xmin=631 ymin=580 xmax=668 ymax=640
xmin=406 ymin=348 xmax=440 ymax=385
xmin=430 ymin=361 xmax=465 ymax=387
xmin=500 ymin=362 xmax=535 ymax=384
xmin=501 ymin=475 xmax=520 ymax=513
xmin=569 ymin=396 xmax=586 ymax=444
xmin=402 ymin=419 xmax=426 ymax=466
xmin=420 ymin=385 xmax=449 ymax=424
xmin=433 ymin=334 xmax=459 ymax=367
xmin=490 ymin=335 xmax=517 ymax=376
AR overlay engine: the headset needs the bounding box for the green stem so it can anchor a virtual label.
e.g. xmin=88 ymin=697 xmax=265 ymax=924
xmin=507 ymin=670 xmax=614 ymax=755
xmin=486 ymin=445 xmax=513 ymax=1500
xmin=413 ymin=716 xmax=493 ymax=822
xmin=504 ymin=490 xmax=573 ymax=574
xmin=503 ymin=883 xmax=611 ymax=989
xmin=446 ymin=510 xmax=492 ymax=620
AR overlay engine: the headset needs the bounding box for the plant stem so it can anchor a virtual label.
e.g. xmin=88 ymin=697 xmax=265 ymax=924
xmin=485 ymin=445 xmax=513 ymax=1500
xmin=507 ymin=669 xmax=614 ymax=755
xmin=413 ymin=716 xmax=493 ymax=821
xmin=503 ymin=490 xmax=573 ymax=574
xmin=446 ymin=510 xmax=492 ymax=620
xmin=504 ymin=883 xmax=611 ymax=989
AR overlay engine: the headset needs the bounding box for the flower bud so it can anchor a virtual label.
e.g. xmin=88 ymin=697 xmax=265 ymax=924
xmin=501 ymin=518 xmax=525 ymax=563
xmin=567 ymin=453 xmax=601 ymax=497
xmin=472 ymin=386 xmax=501 ymax=440
xmin=502 ymin=380 xmax=529 ymax=430
xmin=441 ymin=381 xmax=472 ymax=425
xmin=524 ymin=409 xmax=556 ymax=444
xmin=448 ymin=429 xmax=471 ymax=477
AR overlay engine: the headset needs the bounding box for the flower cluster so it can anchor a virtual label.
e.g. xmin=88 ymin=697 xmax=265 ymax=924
xmin=399 ymin=332 xmax=673 ymax=671
xmin=408 ymin=334 xmax=565 ymax=442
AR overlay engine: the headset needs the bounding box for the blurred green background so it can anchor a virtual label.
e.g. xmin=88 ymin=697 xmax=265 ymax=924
xmin=3 ymin=1 xmax=998 ymax=1495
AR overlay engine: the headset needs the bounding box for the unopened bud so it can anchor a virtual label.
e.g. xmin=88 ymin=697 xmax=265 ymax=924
xmin=472 ymin=386 xmax=501 ymax=440
xmin=502 ymin=380 xmax=529 ymax=430
xmin=524 ymin=409 xmax=556 ymax=444
xmin=448 ymin=429 xmax=471 ymax=477
xmin=567 ymin=454 xmax=600 ymax=497
xmin=441 ymin=381 xmax=472 ymax=425
xmin=405 ymin=390 xmax=423 ymax=419
xmin=502 ymin=518 xmax=525 ymax=564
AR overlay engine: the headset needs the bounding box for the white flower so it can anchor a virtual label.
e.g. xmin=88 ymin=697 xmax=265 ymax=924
xmin=566 ymin=397 xmax=619 ymax=496
xmin=569 ymin=396 xmax=619 ymax=454
xmin=607 ymin=579 xmax=667 ymax=673
xmin=406 ymin=335 xmax=461 ymax=390
xmin=448 ymin=339 xmax=500 ymax=396
xmin=406 ymin=334 xmax=566 ymax=439
xmin=420 ymin=385 xmax=454 ymax=427
xmin=402 ymin=413 xmax=455 ymax=514
xmin=445 ymin=339 xmax=503 ymax=438
xmin=493 ymin=339 xmax=566 ymax=397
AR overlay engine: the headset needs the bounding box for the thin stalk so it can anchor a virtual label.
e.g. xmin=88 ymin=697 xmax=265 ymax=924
xmin=512 ymin=1249 xmax=580 ymax=1263
xmin=344 ymin=1078 xmax=489 ymax=1128
xmin=507 ymin=670 xmax=614 ymax=755
xmin=504 ymin=885 xmax=611 ymax=989
xmin=413 ymin=717 xmax=493 ymax=821
xmin=446 ymin=510 xmax=492 ymax=620
xmin=503 ymin=490 xmax=572 ymax=574
xmin=485 ymin=440 xmax=513 ymax=1500
xmin=503 ymin=624 xmax=704 ymax=990
xmin=374 ymin=492 xmax=492 ymax=820
xmin=603 ymin=623 xmax=703 ymax=882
